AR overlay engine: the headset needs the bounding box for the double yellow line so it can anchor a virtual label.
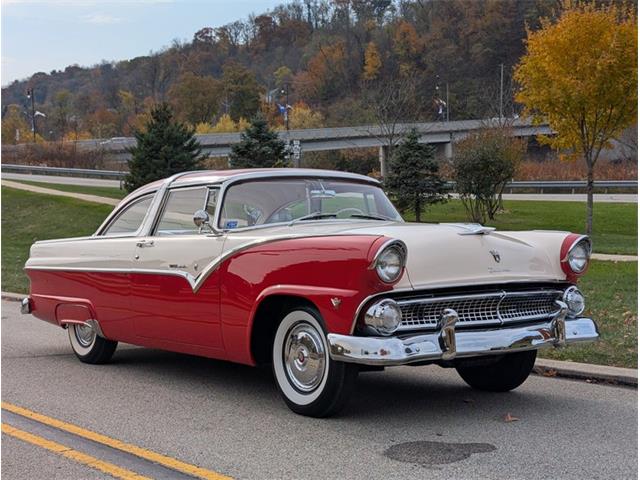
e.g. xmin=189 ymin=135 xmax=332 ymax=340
xmin=2 ymin=402 xmax=232 ymax=480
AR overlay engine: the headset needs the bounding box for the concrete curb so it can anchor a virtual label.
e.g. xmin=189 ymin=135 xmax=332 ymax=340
xmin=3 ymin=290 xmax=636 ymax=387
xmin=535 ymin=358 xmax=637 ymax=387
xmin=2 ymin=291 xmax=24 ymax=302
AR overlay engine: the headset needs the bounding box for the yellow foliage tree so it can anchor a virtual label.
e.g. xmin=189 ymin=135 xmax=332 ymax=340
xmin=287 ymin=103 xmax=324 ymax=130
xmin=363 ymin=42 xmax=382 ymax=81
xmin=212 ymin=114 xmax=239 ymax=133
xmin=1 ymin=104 xmax=32 ymax=144
xmin=514 ymin=1 xmax=637 ymax=234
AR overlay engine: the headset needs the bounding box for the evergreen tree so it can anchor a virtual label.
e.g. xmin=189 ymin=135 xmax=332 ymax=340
xmin=385 ymin=129 xmax=447 ymax=222
xmin=229 ymin=114 xmax=287 ymax=168
xmin=124 ymin=103 xmax=205 ymax=192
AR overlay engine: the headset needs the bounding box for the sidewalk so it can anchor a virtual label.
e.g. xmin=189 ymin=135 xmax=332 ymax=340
xmin=2 ymin=180 xmax=119 ymax=206
xmin=591 ymin=253 xmax=638 ymax=262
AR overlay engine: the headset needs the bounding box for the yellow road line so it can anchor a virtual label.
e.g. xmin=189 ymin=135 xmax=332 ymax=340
xmin=2 ymin=402 xmax=233 ymax=480
xmin=2 ymin=423 xmax=151 ymax=480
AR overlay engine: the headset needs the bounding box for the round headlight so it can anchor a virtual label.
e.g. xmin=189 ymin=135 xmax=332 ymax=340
xmin=374 ymin=242 xmax=406 ymax=283
xmin=563 ymin=286 xmax=585 ymax=317
xmin=364 ymin=299 xmax=402 ymax=335
xmin=568 ymin=239 xmax=591 ymax=273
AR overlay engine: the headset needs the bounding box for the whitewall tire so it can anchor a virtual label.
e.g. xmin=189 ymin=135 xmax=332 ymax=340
xmin=68 ymin=323 xmax=118 ymax=364
xmin=272 ymin=307 xmax=358 ymax=417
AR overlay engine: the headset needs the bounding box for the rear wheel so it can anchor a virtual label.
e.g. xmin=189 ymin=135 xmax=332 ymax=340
xmin=272 ymin=307 xmax=358 ymax=417
xmin=68 ymin=323 xmax=118 ymax=364
xmin=455 ymin=350 xmax=537 ymax=392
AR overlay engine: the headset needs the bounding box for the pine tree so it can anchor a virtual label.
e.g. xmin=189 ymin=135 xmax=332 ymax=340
xmin=124 ymin=104 xmax=205 ymax=192
xmin=385 ymin=129 xmax=447 ymax=222
xmin=229 ymin=114 xmax=287 ymax=168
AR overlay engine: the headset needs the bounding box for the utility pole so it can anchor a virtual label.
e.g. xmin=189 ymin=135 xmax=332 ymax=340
xmin=281 ymin=82 xmax=290 ymax=131
xmin=499 ymin=63 xmax=504 ymax=122
xmin=446 ymin=82 xmax=450 ymax=122
xmin=26 ymin=88 xmax=36 ymax=142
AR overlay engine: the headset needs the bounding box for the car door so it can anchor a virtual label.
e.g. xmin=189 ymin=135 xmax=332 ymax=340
xmin=130 ymin=185 xmax=227 ymax=353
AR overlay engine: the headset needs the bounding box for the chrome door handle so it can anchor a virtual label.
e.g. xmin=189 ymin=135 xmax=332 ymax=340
xmin=136 ymin=240 xmax=154 ymax=248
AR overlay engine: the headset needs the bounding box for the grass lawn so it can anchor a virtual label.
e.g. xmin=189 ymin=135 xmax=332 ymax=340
xmin=2 ymin=187 xmax=636 ymax=368
xmin=539 ymin=260 xmax=638 ymax=368
xmin=1 ymin=187 xmax=114 ymax=293
xmin=10 ymin=180 xmax=127 ymax=199
xmin=410 ymin=199 xmax=637 ymax=255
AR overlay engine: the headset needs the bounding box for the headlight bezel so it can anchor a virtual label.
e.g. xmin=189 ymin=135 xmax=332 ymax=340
xmin=371 ymin=239 xmax=407 ymax=284
xmin=561 ymin=234 xmax=592 ymax=277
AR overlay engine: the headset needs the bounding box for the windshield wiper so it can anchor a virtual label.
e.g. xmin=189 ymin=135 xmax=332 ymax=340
xmin=289 ymin=212 xmax=338 ymax=226
xmin=349 ymin=213 xmax=394 ymax=221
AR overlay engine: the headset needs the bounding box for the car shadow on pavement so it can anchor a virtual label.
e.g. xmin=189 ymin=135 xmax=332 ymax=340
xmin=106 ymin=346 xmax=558 ymax=424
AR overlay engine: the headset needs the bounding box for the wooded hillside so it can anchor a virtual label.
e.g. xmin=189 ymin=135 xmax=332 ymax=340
xmin=0 ymin=0 xmax=600 ymax=142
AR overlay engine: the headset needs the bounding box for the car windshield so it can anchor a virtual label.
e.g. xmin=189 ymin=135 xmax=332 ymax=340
xmin=218 ymin=178 xmax=402 ymax=229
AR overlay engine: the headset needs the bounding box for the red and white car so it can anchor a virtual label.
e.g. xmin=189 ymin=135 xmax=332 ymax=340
xmin=22 ymin=169 xmax=598 ymax=417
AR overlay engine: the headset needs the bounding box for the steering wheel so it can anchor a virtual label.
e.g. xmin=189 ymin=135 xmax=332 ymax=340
xmin=334 ymin=207 xmax=365 ymax=218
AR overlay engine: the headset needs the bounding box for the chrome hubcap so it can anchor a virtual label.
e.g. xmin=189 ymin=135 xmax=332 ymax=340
xmin=74 ymin=324 xmax=95 ymax=347
xmin=284 ymin=322 xmax=326 ymax=393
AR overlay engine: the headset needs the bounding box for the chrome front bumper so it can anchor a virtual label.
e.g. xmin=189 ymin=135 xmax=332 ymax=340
xmin=328 ymin=311 xmax=599 ymax=367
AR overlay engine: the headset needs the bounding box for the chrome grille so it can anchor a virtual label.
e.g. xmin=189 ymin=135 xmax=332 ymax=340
xmin=397 ymin=290 xmax=563 ymax=331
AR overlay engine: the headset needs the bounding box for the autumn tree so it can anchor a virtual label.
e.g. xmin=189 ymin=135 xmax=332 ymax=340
xmin=221 ymin=62 xmax=261 ymax=121
xmin=168 ymin=73 xmax=221 ymax=125
xmin=363 ymin=42 xmax=382 ymax=80
xmin=515 ymin=2 xmax=637 ymax=235
xmin=1 ymin=104 xmax=32 ymax=144
xmin=229 ymin=113 xmax=286 ymax=168
xmin=125 ymin=103 xmax=205 ymax=192
xmin=385 ymin=129 xmax=447 ymax=222
xmin=287 ymin=102 xmax=324 ymax=129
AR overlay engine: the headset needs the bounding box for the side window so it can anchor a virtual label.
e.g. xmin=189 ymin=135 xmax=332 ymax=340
xmin=155 ymin=187 xmax=212 ymax=236
xmin=103 ymin=195 xmax=153 ymax=236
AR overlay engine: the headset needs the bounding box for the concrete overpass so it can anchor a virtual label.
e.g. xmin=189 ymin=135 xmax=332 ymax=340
xmin=2 ymin=118 xmax=552 ymax=176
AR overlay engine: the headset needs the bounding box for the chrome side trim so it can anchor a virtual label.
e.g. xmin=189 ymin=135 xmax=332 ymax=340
xmin=26 ymin=232 xmax=382 ymax=294
xmin=328 ymin=315 xmax=599 ymax=366
xmin=59 ymin=319 xmax=106 ymax=338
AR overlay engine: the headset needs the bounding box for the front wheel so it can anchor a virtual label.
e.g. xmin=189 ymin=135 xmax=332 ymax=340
xmin=68 ymin=323 xmax=118 ymax=364
xmin=455 ymin=350 xmax=537 ymax=392
xmin=272 ymin=307 xmax=358 ymax=417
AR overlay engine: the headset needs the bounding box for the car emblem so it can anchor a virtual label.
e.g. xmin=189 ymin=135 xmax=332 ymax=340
xmin=490 ymin=250 xmax=501 ymax=263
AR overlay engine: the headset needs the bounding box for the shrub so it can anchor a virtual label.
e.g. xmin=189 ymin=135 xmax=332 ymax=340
xmin=385 ymin=129 xmax=448 ymax=222
xmin=228 ymin=113 xmax=287 ymax=168
xmin=453 ymin=128 xmax=525 ymax=223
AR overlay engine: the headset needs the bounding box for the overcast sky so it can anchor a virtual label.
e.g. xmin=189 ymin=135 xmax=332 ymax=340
xmin=1 ymin=0 xmax=282 ymax=86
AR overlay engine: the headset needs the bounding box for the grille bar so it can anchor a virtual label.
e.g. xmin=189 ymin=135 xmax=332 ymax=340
xmin=397 ymin=290 xmax=563 ymax=331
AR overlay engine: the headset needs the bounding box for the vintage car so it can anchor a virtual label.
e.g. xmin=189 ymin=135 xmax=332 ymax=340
xmin=22 ymin=169 xmax=598 ymax=417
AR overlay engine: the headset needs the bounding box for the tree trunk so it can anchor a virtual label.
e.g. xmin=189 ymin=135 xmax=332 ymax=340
xmin=415 ymin=196 xmax=421 ymax=223
xmin=586 ymin=158 xmax=594 ymax=236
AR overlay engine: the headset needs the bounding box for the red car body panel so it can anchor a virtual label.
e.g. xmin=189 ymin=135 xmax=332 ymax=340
xmin=26 ymin=235 xmax=398 ymax=365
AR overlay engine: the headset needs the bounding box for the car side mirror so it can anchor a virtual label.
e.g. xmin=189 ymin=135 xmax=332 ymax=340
xmin=193 ymin=210 xmax=214 ymax=234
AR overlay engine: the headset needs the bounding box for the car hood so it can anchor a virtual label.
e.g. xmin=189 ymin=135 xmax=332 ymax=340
xmin=253 ymin=221 xmax=569 ymax=290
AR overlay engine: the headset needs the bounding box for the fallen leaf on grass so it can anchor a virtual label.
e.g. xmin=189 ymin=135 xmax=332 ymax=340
xmin=504 ymin=413 xmax=519 ymax=422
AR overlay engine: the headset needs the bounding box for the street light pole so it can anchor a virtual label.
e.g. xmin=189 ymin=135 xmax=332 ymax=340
xmin=446 ymin=82 xmax=450 ymax=122
xmin=499 ymin=63 xmax=504 ymax=122
xmin=26 ymin=88 xmax=36 ymax=142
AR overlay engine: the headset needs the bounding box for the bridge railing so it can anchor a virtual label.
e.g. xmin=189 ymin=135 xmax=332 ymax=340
xmin=1 ymin=164 xmax=636 ymax=193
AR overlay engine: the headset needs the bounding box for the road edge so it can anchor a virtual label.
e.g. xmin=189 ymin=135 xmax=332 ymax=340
xmin=534 ymin=358 xmax=637 ymax=387
xmin=3 ymin=290 xmax=636 ymax=387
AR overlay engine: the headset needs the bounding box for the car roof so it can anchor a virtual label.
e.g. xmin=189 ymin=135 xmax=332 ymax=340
xmin=122 ymin=168 xmax=380 ymax=203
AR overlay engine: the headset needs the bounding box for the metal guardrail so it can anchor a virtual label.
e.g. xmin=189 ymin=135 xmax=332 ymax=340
xmin=1 ymin=164 xmax=126 ymax=179
xmin=1 ymin=164 xmax=637 ymax=192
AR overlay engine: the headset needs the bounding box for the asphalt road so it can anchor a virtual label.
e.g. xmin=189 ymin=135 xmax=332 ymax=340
xmin=2 ymin=299 xmax=637 ymax=479
xmin=3 ymin=173 xmax=637 ymax=203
